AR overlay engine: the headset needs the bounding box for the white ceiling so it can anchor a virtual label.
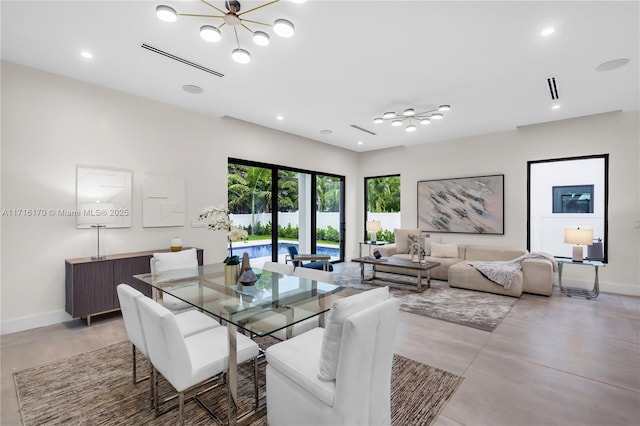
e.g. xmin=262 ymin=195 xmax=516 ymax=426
xmin=2 ymin=0 xmax=638 ymax=152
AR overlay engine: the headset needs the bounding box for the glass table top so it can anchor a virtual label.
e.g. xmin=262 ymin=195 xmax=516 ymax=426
xmin=133 ymin=263 xmax=349 ymax=337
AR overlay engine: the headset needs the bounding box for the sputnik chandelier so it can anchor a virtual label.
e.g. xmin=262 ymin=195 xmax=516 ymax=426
xmin=374 ymin=105 xmax=452 ymax=133
xmin=156 ymin=0 xmax=304 ymax=64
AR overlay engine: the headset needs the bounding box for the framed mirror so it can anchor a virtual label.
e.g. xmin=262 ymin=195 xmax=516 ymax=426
xmin=76 ymin=166 xmax=133 ymax=228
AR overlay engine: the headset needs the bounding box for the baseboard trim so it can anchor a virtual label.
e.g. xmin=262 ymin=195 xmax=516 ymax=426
xmin=1 ymin=310 xmax=72 ymax=335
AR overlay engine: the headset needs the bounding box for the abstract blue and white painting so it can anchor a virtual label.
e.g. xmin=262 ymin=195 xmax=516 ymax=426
xmin=417 ymin=175 xmax=504 ymax=234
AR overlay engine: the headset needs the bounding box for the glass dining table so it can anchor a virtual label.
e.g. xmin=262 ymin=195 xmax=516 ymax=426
xmin=133 ymin=263 xmax=349 ymax=425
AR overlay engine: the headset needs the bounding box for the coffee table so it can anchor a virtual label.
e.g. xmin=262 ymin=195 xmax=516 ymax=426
xmin=351 ymin=257 xmax=440 ymax=292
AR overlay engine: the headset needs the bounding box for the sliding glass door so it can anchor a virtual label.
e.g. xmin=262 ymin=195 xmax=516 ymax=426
xmin=228 ymin=158 xmax=345 ymax=267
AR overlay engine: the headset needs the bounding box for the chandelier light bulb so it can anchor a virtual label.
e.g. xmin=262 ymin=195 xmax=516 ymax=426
xmin=253 ymin=31 xmax=271 ymax=46
xmin=273 ymin=19 xmax=295 ymax=37
xmin=421 ymin=118 xmax=431 ymax=125
xmin=200 ymin=25 xmax=222 ymax=42
xmin=403 ymin=108 xmax=415 ymax=117
xmin=383 ymin=111 xmax=395 ymax=119
xmin=373 ymin=117 xmax=383 ymax=124
xmin=438 ymin=104 xmax=451 ymax=111
xmin=253 ymin=31 xmax=270 ymax=46
xmin=232 ymin=48 xmax=251 ymax=64
xmin=405 ymin=124 xmax=417 ymax=133
xmin=156 ymin=5 xmax=177 ymax=22
xmin=431 ymin=113 xmax=444 ymax=120
xmin=391 ymin=120 xmax=403 ymax=127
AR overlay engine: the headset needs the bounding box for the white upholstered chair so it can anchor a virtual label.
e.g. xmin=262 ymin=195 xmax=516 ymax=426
xmin=293 ymin=266 xmax=334 ymax=283
xmin=262 ymin=261 xmax=295 ymax=276
xmin=265 ymin=287 xmax=400 ymax=426
xmin=136 ymin=295 xmax=260 ymax=425
xmin=150 ymin=248 xmax=200 ymax=312
xmin=116 ymin=284 xmax=220 ymax=400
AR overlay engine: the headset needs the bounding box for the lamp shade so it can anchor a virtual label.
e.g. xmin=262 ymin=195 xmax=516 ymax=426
xmin=366 ymin=220 xmax=382 ymax=233
xmin=564 ymin=227 xmax=593 ymax=245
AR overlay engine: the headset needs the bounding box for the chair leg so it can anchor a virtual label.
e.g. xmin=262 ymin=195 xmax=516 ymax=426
xmin=149 ymin=365 xmax=155 ymax=409
xmin=253 ymin=357 xmax=259 ymax=409
xmin=179 ymin=391 xmax=185 ymax=426
xmin=153 ymin=367 xmax=160 ymax=417
xmin=131 ymin=344 xmax=137 ymax=384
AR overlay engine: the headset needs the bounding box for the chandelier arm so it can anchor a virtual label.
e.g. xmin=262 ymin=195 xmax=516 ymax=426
xmin=178 ymin=13 xmax=225 ymax=18
xmin=234 ymin=26 xmax=241 ymax=49
xmin=240 ymin=18 xmax=272 ymax=26
xmin=238 ymin=0 xmax=280 ymax=17
xmin=200 ymin=0 xmax=227 ymax=15
xmin=240 ymin=23 xmax=255 ymax=33
xmin=416 ymin=109 xmax=439 ymax=115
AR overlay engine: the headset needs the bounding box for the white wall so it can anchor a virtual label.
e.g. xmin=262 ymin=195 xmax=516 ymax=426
xmin=358 ymin=111 xmax=640 ymax=295
xmin=0 ymin=61 xmax=358 ymax=333
xmin=1 ymin=61 xmax=639 ymax=334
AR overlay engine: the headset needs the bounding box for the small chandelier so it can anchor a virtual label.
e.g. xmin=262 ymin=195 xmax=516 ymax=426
xmin=156 ymin=0 xmax=303 ymax=64
xmin=374 ymin=105 xmax=452 ymax=133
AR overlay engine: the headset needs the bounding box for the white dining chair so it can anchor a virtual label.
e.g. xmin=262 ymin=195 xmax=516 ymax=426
xmin=116 ymin=284 xmax=220 ymax=406
xmin=136 ymin=295 xmax=260 ymax=425
xmin=262 ymin=261 xmax=295 ymax=276
xmin=293 ymin=266 xmax=335 ymax=283
xmin=265 ymin=287 xmax=400 ymax=426
xmin=150 ymin=248 xmax=200 ymax=312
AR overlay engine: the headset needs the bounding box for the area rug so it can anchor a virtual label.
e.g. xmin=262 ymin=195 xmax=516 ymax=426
xmin=14 ymin=340 xmax=463 ymax=426
xmin=334 ymin=263 xmax=517 ymax=332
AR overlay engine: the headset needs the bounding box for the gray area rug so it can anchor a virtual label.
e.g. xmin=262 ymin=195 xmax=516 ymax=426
xmin=334 ymin=264 xmax=517 ymax=332
xmin=14 ymin=340 xmax=463 ymax=426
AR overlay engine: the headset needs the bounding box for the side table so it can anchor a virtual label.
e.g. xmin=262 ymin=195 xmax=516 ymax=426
xmin=556 ymin=258 xmax=605 ymax=299
xmin=358 ymin=241 xmax=387 ymax=257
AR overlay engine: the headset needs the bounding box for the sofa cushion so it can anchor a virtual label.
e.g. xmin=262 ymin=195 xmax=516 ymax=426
xmin=318 ymin=287 xmax=389 ymax=381
xmin=449 ymin=262 xmax=523 ymax=297
xmin=464 ymin=245 xmax=526 ymax=262
xmin=393 ymin=228 xmax=421 ymax=254
xmin=430 ymin=243 xmax=459 ymax=258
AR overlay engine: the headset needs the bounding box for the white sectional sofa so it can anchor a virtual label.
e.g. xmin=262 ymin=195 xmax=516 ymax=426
xmin=374 ymin=228 xmax=555 ymax=297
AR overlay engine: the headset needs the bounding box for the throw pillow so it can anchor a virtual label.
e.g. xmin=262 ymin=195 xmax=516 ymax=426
xmin=430 ymin=242 xmax=459 ymax=258
xmin=318 ymin=287 xmax=389 ymax=381
xmin=393 ymin=228 xmax=421 ymax=254
xmin=423 ymin=236 xmax=442 ymax=256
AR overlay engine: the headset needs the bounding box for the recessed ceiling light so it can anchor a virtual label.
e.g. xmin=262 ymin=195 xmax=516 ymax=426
xmin=357 ymin=141 xmax=363 ymax=145
xmin=277 ymin=115 xmax=284 ymax=121
xmin=182 ymin=84 xmax=203 ymax=94
xmin=551 ymin=104 xmax=560 ymax=110
xmin=320 ymin=129 xmax=332 ymax=135
xmin=80 ymin=51 xmax=93 ymax=59
xmin=596 ymin=58 xmax=630 ymax=72
xmin=540 ymin=27 xmax=555 ymax=37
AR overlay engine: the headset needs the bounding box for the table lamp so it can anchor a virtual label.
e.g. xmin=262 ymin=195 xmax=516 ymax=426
xmin=79 ymin=201 xmax=114 ymax=260
xmin=366 ymin=220 xmax=382 ymax=242
xmin=564 ymin=227 xmax=593 ymax=262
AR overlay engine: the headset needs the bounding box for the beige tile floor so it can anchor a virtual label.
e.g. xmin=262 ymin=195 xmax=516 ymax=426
xmin=2 ymin=265 xmax=639 ymax=426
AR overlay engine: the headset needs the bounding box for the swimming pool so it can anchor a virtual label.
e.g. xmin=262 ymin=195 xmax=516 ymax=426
xmin=231 ymin=242 xmax=340 ymax=259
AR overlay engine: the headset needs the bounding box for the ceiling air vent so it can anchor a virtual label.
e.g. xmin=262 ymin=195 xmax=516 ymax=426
xmin=547 ymin=77 xmax=559 ymax=100
xmin=350 ymin=124 xmax=377 ymax=136
xmin=141 ymin=43 xmax=224 ymax=78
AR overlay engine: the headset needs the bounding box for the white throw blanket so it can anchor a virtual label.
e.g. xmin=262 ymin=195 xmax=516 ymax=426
xmin=468 ymin=252 xmax=557 ymax=289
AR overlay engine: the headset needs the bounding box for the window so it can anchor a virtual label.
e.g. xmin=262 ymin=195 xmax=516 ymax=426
xmin=528 ymin=155 xmax=608 ymax=262
xmin=552 ymin=185 xmax=594 ymax=213
xmin=364 ymin=175 xmax=400 ymax=242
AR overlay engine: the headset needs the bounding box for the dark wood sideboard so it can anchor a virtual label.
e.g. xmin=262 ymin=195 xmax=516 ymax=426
xmin=65 ymin=248 xmax=204 ymax=325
